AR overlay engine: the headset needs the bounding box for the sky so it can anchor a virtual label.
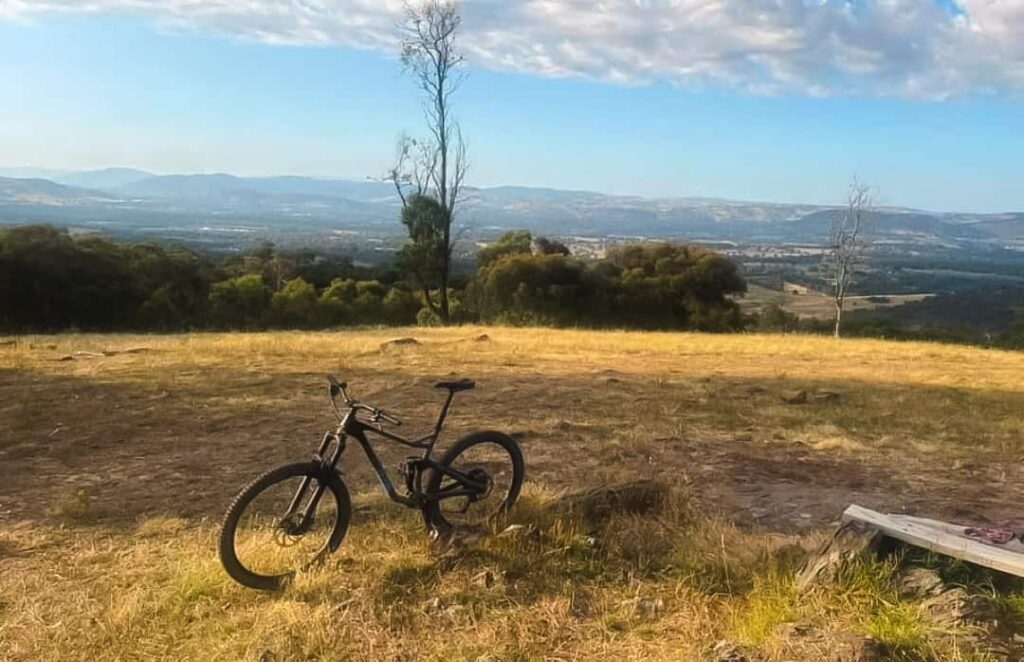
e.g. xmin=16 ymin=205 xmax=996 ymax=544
xmin=1 ymin=1 xmax=1023 ymax=212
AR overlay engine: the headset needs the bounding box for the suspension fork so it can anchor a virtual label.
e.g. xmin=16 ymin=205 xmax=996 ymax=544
xmin=284 ymin=431 xmax=346 ymax=530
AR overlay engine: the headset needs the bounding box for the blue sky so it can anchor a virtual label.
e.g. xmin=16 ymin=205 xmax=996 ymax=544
xmin=1 ymin=2 xmax=1023 ymax=212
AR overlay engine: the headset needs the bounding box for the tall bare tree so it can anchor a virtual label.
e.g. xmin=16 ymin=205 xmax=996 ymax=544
xmin=388 ymin=0 xmax=468 ymax=323
xmin=825 ymin=179 xmax=873 ymax=338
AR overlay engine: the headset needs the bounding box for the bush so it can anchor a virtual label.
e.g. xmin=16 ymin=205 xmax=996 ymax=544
xmin=755 ymin=303 xmax=801 ymax=332
xmin=209 ymin=274 xmax=271 ymax=329
xmin=467 ymin=241 xmax=745 ymax=331
xmin=270 ymin=277 xmax=318 ymax=327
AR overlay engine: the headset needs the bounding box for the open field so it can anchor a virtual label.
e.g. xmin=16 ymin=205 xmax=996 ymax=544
xmin=740 ymin=283 xmax=935 ymax=320
xmin=2 ymin=327 xmax=1024 ymax=660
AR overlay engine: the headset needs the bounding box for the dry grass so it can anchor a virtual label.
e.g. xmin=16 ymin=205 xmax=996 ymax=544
xmin=2 ymin=327 xmax=1023 ymax=660
xmin=740 ymin=283 xmax=936 ymax=320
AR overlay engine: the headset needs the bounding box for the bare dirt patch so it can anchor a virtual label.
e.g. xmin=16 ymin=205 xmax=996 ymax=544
xmin=2 ymin=330 xmax=1022 ymax=537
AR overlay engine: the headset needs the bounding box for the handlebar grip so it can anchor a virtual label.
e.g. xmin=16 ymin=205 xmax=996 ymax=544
xmin=378 ymin=410 xmax=402 ymax=426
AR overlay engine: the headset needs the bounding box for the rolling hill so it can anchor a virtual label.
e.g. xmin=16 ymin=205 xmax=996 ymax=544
xmin=0 ymin=170 xmax=1021 ymax=250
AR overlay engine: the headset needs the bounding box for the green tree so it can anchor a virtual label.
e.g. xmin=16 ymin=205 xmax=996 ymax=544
xmin=473 ymin=253 xmax=604 ymax=326
xmin=388 ymin=0 xmax=469 ymax=323
xmin=209 ymin=274 xmax=271 ymax=329
xmin=533 ymin=236 xmax=570 ymax=256
xmin=0 ymin=225 xmax=140 ymax=330
xmin=270 ymin=277 xmax=318 ymax=327
xmin=382 ymin=288 xmax=421 ymax=325
xmin=478 ymin=230 xmax=533 ymax=269
xmin=396 ymin=195 xmax=448 ymax=316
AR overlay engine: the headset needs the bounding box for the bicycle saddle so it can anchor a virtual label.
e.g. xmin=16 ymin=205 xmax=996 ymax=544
xmin=434 ymin=378 xmax=475 ymax=392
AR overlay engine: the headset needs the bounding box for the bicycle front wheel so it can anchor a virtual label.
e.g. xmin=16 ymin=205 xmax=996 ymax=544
xmin=218 ymin=461 xmax=351 ymax=591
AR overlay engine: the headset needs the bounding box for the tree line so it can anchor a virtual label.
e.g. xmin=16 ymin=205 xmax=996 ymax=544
xmin=0 ymin=224 xmax=749 ymax=333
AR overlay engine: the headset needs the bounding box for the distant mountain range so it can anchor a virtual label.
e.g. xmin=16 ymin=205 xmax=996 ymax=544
xmin=0 ymin=167 xmax=1022 ymax=250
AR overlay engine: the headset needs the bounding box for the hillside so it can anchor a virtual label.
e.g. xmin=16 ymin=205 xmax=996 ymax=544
xmin=1 ymin=171 xmax=1022 ymax=249
xmin=2 ymin=328 xmax=1023 ymax=659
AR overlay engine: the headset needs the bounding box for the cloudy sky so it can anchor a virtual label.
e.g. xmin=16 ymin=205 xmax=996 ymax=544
xmin=1 ymin=0 xmax=1022 ymax=211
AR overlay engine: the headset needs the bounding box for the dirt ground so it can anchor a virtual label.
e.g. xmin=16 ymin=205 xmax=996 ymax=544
xmin=3 ymin=328 xmax=1022 ymax=536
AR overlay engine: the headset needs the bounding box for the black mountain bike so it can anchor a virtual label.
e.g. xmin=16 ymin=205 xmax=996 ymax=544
xmin=218 ymin=375 xmax=525 ymax=590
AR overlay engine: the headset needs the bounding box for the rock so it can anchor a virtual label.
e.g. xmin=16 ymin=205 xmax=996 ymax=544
xmin=431 ymin=523 xmax=487 ymax=554
xmin=774 ymin=623 xmax=886 ymax=661
xmin=922 ymin=588 xmax=998 ymax=628
xmin=380 ymin=337 xmax=419 ymax=350
xmin=708 ymin=639 xmax=767 ymax=662
xmin=897 ymin=566 xmax=944 ymax=599
xmin=813 ymin=390 xmax=841 ymax=403
xmin=781 ymin=389 xmax=808 ymax=404
xmin=621 ymin=596 xmax=664 ymax=618
xmin=496 ymin=523 xmax=530 ymax=538
xmin=443 ymin=604 xmax=467 ymax=617
xmin=471 ymin=570 xmax=496 ymax=588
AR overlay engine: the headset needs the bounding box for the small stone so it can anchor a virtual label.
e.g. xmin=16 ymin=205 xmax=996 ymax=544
xmin=443 ymin=604 xmax=467 ymax=617
xmin=781 ymin=389 xmax=808 ymax=404
xmin=497 ymin=524 xmax=530 ymax=538
xmin=471 ymin=570 xmax=495 ymax=588
xmin=774 ymin=623 xmax=887 ymax=661
xmin=621 ymin=596 xmax=665 ymax=618
xmin=709 ymin=639 xmax=767 ymax=662
xmin=897 ymin=566 xmax=944 ymax=598
xmin=379 ymin=337 xmax=419 ymax=351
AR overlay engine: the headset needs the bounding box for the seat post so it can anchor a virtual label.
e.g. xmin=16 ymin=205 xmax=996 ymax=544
xmin=432 ymin=389 xmax=456 ymax=436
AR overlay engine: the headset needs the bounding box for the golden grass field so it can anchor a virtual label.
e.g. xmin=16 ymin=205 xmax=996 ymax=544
xmin=2 ymin=327 xmax=1024 ymax=660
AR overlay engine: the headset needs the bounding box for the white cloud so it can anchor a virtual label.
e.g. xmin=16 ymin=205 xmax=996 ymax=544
xmin=3 ymin=0 xmax=1022 ymax=98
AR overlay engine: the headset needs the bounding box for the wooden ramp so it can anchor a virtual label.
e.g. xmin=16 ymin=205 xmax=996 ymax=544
xmin=843 ymin=505 xmax=1024 ymax=578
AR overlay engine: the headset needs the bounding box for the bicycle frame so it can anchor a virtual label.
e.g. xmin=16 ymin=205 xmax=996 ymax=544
xmin=310 ymin=389 xmax=486 ymax=510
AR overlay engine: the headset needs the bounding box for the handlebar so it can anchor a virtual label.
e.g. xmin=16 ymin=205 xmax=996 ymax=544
xmin=327 ymin=374 xmax=402 ymax=426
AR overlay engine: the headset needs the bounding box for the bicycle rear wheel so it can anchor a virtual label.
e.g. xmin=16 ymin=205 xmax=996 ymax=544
xmin=218 ymin=461 xmax=351 ymax=591
xmin=425 ymin=431 xmax=524 ymax=531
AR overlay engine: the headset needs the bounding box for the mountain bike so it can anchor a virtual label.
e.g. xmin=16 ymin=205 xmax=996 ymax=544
xmin=218 ymin=375 xmax=525 ymax=590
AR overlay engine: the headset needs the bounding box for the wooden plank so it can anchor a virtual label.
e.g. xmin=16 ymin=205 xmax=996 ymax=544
xmin=842 ymin=504 xmax=1024 ymax=578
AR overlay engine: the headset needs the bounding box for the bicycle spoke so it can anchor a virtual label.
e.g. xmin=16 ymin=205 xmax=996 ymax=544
xmin=437 ymin=441 xmax=517 ymax=527
xmin=232 ymin=475 xmax=337 ymax=578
